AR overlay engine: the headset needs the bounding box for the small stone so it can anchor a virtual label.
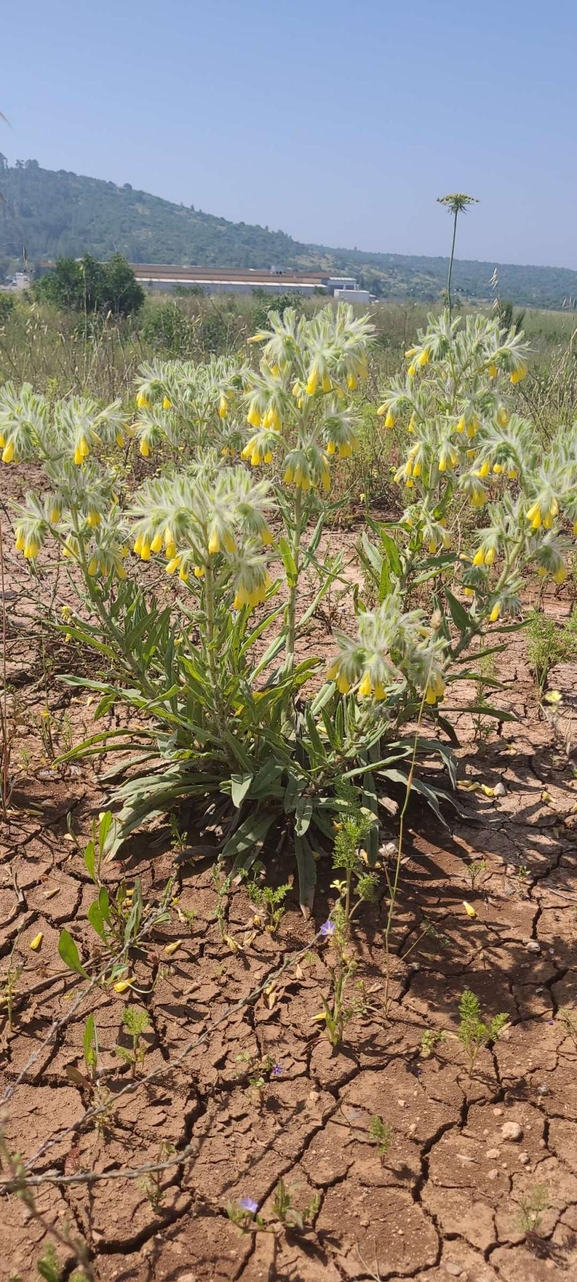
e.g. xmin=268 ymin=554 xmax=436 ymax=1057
xmin=493 ymin=1107 xmax=504 ymax=1117
xmin=525 ymin=941 xmax=541 ymax=954
xmin=487 ymin=1168 xmax=500 ymax=1180
xmin=486 ymin=1148 xmax=501 ymax=1159
xmin=493 ymin=782 xmax=507 ymax=797
xmin=502 ymin=1121 xmax=523 ymax=1142
xmin=408 ymin=1123 xmax=417 ymax=1136
xmin=397 ymin=1099 xmax=406 ymax=1108
xmin=518 ymin=1151 xmax=530 ymax=1165
xmin=445 ymin=1265 xmax=464 ymax=1278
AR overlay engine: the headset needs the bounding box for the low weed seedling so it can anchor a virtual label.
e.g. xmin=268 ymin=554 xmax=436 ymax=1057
xmin=368 ymin=1115 xmax=394 ymax=1160
xmin=246 ymin=869 xmax=291 ymax=932
xmin=527 ymin=608 xmax=577 ymax=694
xmin=467 ymin=860 xmax=487 ymax=891
xmin=420 ymin=1028 xmax=446 ymax=1059
xmin=455 ymin=989 xmax=509 ymax=1074
xmin=517 ymin=1184 xmax=549 ymax=1237
xmin=115 ymin=1006 xmax=152 ymax=1077
xmin=272 ymin=1177 xmax=320 ymax=1231
xmin=139 ymin=1141 xmax=177 ymax=1213
xmin=557 ymin=1006 xmax=577 ymax=1050
xmin=0 ymin=934 xmax=25 ymax=1030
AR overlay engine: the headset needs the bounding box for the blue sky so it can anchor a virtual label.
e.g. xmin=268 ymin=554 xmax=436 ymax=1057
xmin=2 ymin=0 xmax=576 ymax=267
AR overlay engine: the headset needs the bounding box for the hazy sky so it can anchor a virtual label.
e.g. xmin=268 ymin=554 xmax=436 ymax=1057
xmin=2 ymin=0 xmax=576 ymax=268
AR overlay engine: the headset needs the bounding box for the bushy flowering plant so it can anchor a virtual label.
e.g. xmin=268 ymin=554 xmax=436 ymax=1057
xmin=368 ymin=311 xmax=576 ymax=633
xmin=4 ymin=305 xmax=570 ymax=905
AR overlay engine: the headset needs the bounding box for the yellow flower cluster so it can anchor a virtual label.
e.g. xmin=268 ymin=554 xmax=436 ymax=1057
xmin=234 ymin=574 xmax=271 ymax=610
xmin=526 ymin=497 xmax=558 ymax=530
xmin=424 ymin=672 xmax=446 ymax=705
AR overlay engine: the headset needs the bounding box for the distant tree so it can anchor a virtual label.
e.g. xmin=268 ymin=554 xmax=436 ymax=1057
xmin=35 ymin=253 xmax=144 ymax=316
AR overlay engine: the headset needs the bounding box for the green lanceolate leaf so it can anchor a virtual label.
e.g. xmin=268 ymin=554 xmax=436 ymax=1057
xmin=230 ymin=772 xmax=253 ymax=808
xmin=58 ymin=930 xmax=88 ymax=978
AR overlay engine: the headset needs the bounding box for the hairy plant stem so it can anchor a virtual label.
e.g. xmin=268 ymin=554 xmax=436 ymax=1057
xmin=0 ymin=516 xmax=10 ymax=819
xmin=447 ymin=208 xmax=458 ymax=323
xmin=382 ymin=695 xmax=426 ymax=1018
xmin=204 ymin=559 xmax=229 ymax=744
xmin=285 ymin=486 xmax=304 ymax=670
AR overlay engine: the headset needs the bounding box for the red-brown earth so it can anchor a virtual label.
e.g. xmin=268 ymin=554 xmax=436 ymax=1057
xmin=1 ymin=463 xmax=577 ymax=1282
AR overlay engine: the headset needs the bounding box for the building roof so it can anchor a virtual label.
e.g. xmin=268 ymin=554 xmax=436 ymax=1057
xmin=129 ymin=264 xmax=327 ymax=285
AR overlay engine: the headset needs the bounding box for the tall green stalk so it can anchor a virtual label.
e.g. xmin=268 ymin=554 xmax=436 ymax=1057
xmin=437 ymin=193 xmax=479 ymax=322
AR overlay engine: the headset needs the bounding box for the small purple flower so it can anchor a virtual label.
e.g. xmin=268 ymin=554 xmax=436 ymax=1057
xmin=240 ymin=1197 xmax=259 ymax=1215
xmin=271 ymin=1063 xmax=283 ymax=1077
xmin=320 ymin=919 xmax=336 ymax=937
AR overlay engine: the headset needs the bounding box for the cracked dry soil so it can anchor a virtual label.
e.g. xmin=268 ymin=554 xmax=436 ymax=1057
xmin=1 ymin=503 xmax=577 ymax=1282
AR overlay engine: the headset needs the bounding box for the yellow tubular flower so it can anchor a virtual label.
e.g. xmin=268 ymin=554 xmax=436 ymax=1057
xmin=263 ymin=450 xmax=273 ymax=464
xmin=163 ymin=396 xmax=172 ymax=410
xmin=140 ymin=539 xmax=151 ymax=562
xmin=306 ymin=368 xmax=319 ymax=396
xmin=140 ymin=439 xmax=150 ymax=458
xmin=247 ymin=404 xmax=261 ymax=429
xmin=49 ymin=506 xmax=61 ymax=524
xmin=136 ymin=392 xmax=150 ymax=408
xmin=150 ymin=532 xmax=164 ymax=553
xmin=573 ymin=521 xmax=577 ymax=536
xmin=374 ymin=681 xmax=386 ymax=700
xmin=326 ymin=441 xmax=336 ymax=455
xmin=218 ymin=394 xmax=228 ymax=418
xmin=490 ymin=603 xmax=501 ymax=622
xmin=339 ymin=442 xmax=352 ymax=459
xmin=488 ymin=362 xmax=498 ymax=378
xmin=178 ymin=565 xmax=188 ymax=581
xmin=408 ymin=414 xmax=416 ymax=432
xmin=526 ymin=502 xmax=541 ymax=530
xmin=88 ymin=557 xmax=99 ymax=576
xmin=284 ymin=465 xmax=294 ymax=484
xmin=510 ymin=365 xmax=527 ymax=384
xmin=484 ymin=547 xmax=496 ymax=566
xmin=384 ymin=410 xmax=395 ymax=429
xmin=456 ymin=415 xmax=466 ymax=433
xmin=87 ymin=510 xmax=101 ymax=527
xmin=0 ymin=433 xmax=4 ymax=447
xmin=475 ymin=460 xmax=491 ymax=479
xmin=15 ymin=529 xmax=25 ymax=551
xmin=493 ymin=463 xmax=503 ymax=475
xmin=166 ymin=556 xmax=181 ymax=574
xmin=79 ymin=436 xmax=90 ymax=460
xmin=23 ymin=540 xmax=40 ymax=559
xmin=553 ymin=566 xmax=567 ymax=585
xmin=337 ymin=673 xmax=351 ymax=695
xmin=133 ymin=535 xmax=143 ymax=555
xmin=347 ymin=373 xmax=357 ymax=390
xmin=73 ymin=445 xmax=83 ymax=466
xmin=194 ymin=565 xmax=205 ymax=578
xmin=405 ymin=347 xmax=417 ymax=359
xmin=116 ymin=431 xmax=125 ymax=447
xmin=208 ymin=530 xmax=220 ymax=555
xmin=464 ymin=587 xmax=474 ymax=598
xmin=358 ymin=672 xmax=372 ymax=698
xmin=472 ymin=548 xmax=485 ymax=566
xmin=407 ymin=364 xmax=416 ymax=378
xmin=417 ymin=348 xmax=430 ymax=367
xmin=261 ymin=527 xmax=273 ymax=545
xmin=322 ymin=374 xmax=332 ymax=393
xmin=250 ymin=449 xmax=262 ymax=467
xmin=497 ymin=407 xmax=509 ymax=427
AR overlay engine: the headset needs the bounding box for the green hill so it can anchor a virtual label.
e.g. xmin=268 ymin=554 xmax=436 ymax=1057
xmin=2 ymin=156 xmax=577 ymax=310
